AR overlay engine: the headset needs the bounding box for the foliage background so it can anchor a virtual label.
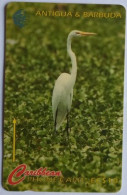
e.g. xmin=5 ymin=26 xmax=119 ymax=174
xmin=3 ymin=2 xmax=125 ymax=192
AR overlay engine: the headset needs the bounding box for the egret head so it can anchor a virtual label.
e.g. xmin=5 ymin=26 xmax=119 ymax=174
xmin=69 ymin=30 xmax=96 ymax=38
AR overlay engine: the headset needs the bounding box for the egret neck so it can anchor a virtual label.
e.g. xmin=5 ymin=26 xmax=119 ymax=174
xmin=67 ymin=34 xmax=77 ymax=87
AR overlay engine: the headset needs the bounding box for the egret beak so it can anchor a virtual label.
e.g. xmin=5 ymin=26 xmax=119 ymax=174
xmin=77 ymin=31 xmax=96 ymax=36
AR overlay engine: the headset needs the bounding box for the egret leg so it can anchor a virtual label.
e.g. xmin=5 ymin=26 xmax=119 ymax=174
xmin=66 ymin=112 xmax=69 ymax=136
xmin=66 ymin=112 xmax=72 ymax=151
xmin=54 ymin=108 xmax=58 ymax=134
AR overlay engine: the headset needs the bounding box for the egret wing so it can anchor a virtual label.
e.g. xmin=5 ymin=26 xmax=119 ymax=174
xmin=52 ymin=73 xmax=71 ymax=130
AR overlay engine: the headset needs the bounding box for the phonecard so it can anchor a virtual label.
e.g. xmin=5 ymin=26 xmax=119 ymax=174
xmin=3 ymin=2 xmax=125 ymax=192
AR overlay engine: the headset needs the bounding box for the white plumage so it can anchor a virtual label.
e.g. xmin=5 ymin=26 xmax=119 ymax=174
xmin=52 ymin=30 xmax=96 ymax=133
xmin=52 ymin=73 xmax=73 ymax=130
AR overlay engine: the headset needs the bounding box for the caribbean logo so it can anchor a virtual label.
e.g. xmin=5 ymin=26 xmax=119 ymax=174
xmin=12 ymin=9 xmax=28 ymax=28
xmin=8 ymin=164 xmax=62 ymax=185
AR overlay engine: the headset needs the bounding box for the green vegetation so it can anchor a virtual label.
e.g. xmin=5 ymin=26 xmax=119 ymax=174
xmin=3 ymin=2 xmax=125 ymax=192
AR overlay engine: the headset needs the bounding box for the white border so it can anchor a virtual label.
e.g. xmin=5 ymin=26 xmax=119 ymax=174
xmin=0 ymin=0 xmax=127 ymax=194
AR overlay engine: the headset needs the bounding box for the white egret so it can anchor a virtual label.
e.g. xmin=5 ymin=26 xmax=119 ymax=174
xmin=52 ymin=30 xmax=96 ymax=134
